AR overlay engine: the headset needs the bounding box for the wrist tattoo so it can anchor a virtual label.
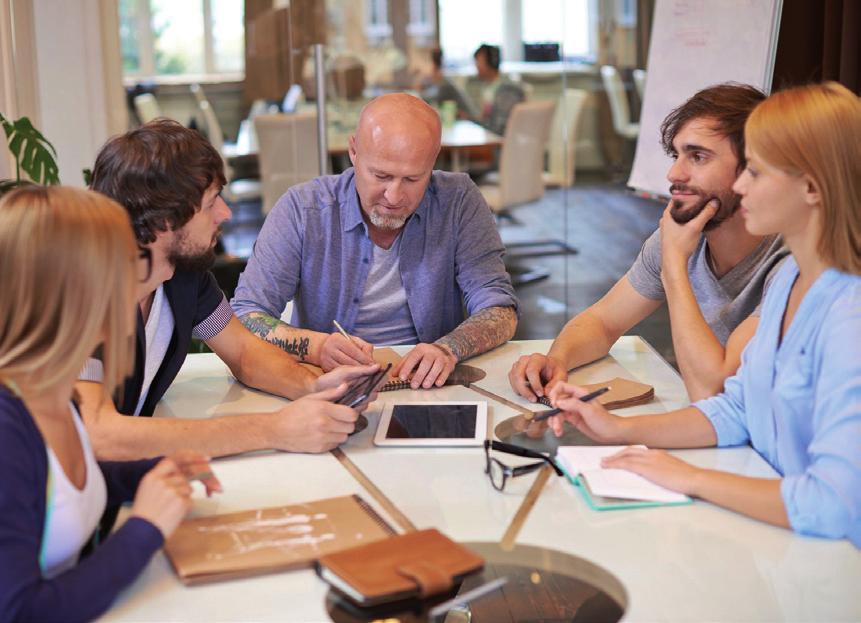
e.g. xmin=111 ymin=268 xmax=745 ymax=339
xmin=435 ymin=306 xmax=517 ymax=362
xmin=241 ymin=313 xmax=311 ymax=361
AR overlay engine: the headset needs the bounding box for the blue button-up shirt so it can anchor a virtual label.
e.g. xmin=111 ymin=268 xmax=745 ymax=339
xmin=695 ymin=257 xmax=861 ymax=547
xmin=231 ymin=168 xmax=517 ymax=344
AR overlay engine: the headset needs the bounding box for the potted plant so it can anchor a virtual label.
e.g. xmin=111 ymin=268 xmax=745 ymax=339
xmin=0 ymin=112 xmax=60 ymax=197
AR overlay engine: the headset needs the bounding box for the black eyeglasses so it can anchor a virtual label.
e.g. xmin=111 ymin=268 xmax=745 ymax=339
xmin=484 ymin=439 xmax=563 ymax=492
xmin=137 ymin=247 xmax=153 ymax=283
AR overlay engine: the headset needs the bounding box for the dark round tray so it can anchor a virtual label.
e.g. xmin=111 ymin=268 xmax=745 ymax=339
xmin=325 ymin=541 xmax=627 ymax=622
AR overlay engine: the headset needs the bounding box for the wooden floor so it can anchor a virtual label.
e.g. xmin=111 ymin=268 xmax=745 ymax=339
xmin=220 ymin=179 xmax=677 ymax=368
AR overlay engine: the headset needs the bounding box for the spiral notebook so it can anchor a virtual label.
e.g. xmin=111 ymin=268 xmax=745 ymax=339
xmin=373 ymin=348 xmax=486 ymax=391
xmin=163 ymin=494 xmax=395 ymax=585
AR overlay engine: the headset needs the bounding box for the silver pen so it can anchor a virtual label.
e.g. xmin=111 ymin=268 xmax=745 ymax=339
xmin=428 ymin=576 xmax=508 ymax=620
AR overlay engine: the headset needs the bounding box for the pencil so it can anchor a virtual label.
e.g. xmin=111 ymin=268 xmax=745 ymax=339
xmin=530 ymin=386 xmax=611 ymax=422
xmin=332 ymin=319 xmax=356 ymax=345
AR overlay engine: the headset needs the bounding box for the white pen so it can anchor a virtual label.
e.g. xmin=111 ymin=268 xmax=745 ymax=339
xmin=428 ymin=576 xmax=508 ymax=619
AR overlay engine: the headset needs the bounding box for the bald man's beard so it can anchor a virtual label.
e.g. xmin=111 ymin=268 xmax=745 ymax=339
xmin=368 ymin=209 xmax=409 ymax=231
xmin=669 ymin=184 xmax=741 ymax=232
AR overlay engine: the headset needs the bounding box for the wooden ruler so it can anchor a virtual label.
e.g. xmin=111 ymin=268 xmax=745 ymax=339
xmin=500 ymin=464 xmax=553 ymax=551
xmin=330 ymin=447 xmax=417 ymax=533
xmin=469 ymin=383 xmax=533 ymax=416
xmin=469 ymin=384 xmax=556 ymax=550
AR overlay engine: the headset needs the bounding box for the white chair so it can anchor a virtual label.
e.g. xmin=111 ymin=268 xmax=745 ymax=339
xmin=133 ymin=93 xmax=161 ymax=124
xmin=479 ymin=100 xmax=557 ymax=213
xmin=479 ymin=100 xmax=575 ymax=285
xmin=190 ymin=84 xmax=261 ymax=204
xmin=633 ymin=68 xmax=647 ymax=102
xmin=600 ymin=65 xmax=639 ymax=140
xmin=253 ymin=112 xmax=319 ymax=214
xmin=544 ymin=88 xmax=588 ymax=188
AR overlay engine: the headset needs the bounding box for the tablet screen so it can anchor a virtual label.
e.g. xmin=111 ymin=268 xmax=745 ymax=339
xmin=385 ymin=404 xmax=478 ymax=439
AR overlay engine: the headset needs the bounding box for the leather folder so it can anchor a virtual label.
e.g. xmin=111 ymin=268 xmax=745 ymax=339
xmin=315 ymin=528 xmax=484 ymax=606
xmin=164 ymin=494 xmax=394 ymax=585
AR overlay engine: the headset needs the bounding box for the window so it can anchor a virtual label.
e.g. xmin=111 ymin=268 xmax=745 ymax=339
xmin=521 ymin=0 xmax=593 ymax=60
xmin=365 ymin=0 xmax=393 ymax=40
xmin=119 ymin=0 xmax=244 ymax=82
xmin=438 ymin=0 xmax=595 ymax=68
xmin=438 ymin=0 xmax=503 ymax=66
xmin=407 ymin=0 xmax=437 ymax=42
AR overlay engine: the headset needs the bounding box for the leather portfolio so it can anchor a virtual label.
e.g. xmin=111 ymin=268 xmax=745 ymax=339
xmin=315 ymin=528 xmax=484 ymax=606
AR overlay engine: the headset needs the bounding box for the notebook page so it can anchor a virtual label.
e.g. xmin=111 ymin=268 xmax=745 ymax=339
xmin=556 ymin=445 xmax=688 ymax=503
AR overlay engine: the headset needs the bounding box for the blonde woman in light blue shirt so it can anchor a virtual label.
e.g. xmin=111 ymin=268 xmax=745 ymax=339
xmin=547 ymin=82 xmax=861 ymax=547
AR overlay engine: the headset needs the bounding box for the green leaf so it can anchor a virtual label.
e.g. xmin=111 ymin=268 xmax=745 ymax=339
xmin=1 ymin=115 xmax=60 ymax=185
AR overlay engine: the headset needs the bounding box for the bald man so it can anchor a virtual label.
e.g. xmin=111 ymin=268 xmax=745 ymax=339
xmin=232 ymin=94 xmax=518 ymax=388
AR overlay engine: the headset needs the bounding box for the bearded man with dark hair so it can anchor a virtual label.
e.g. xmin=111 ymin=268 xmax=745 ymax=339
xmin=509 ymin=83 xmax=789 ymax=403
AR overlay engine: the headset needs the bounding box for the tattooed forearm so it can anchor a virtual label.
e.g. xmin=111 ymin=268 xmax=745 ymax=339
xmin=241 ymin=312 xmax=311 ymax=361
xmin=435 ymin=306 xmax=517 ymax=362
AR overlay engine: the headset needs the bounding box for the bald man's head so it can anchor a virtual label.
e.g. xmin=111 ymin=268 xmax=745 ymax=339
xmin=354 ymin=93 xmax=442 ymax=162
xmin=348 ymin=94 xmax=442 ymax=233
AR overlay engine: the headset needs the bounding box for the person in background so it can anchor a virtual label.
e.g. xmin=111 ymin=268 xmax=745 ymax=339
xmin=0 ymin=186 xmax=222 ymax=621
xmin=509 ymin=83 xmax=788 ymax=403
xmin=78 ymin=120 xmax=378 ymax=461
xmin=547 ymin=82 xmax=861 ymax=546
xmin=418 ymin=48 xmax=478 ymax=120
xmin=473 ymin=43 xmax=525 ymax=135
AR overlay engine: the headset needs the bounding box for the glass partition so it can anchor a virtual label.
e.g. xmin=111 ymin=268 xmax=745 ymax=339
xmin=116 ymin=0 xmax=649 ymax=346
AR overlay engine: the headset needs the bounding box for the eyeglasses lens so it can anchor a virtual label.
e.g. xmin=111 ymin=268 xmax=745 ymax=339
xmin=488 ymin=458 xmax=506 ymax=491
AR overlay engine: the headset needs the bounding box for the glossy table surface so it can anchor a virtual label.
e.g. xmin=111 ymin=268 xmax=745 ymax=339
xmin=101 ymin=338 xmax=861 ymax=622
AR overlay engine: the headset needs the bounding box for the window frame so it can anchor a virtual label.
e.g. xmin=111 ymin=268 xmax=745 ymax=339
xmin=121 ymin=0 xmax=244 ymax=85
xmin=365 ymin=0 xmax=393 ymax=41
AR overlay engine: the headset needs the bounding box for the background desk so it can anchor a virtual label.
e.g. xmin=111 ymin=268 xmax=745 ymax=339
xmin=101 ymin=338 xmax=861 ymax=622
xmin=224 ymin=119 xmax=501 ymax=172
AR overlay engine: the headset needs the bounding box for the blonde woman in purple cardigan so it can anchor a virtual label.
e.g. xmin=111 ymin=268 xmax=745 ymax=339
xmin=0 ymin=186 xmax=221 ymax=621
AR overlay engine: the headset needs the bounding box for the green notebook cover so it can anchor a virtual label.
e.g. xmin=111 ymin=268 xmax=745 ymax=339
xmin=554 ymin=459 xmax=693 ymax=511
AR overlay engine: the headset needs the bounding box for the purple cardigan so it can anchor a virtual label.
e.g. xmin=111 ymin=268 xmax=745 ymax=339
xmin=0 ymin=388 xmax=163 ymax=622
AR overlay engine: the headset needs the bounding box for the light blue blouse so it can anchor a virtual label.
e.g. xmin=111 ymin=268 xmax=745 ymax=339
xmin=695 ymin=256 xmax=861 ymax=547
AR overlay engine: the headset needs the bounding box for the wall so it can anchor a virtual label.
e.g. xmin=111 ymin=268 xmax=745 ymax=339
xmin=28 ymin=0 xmax=126 ymax=187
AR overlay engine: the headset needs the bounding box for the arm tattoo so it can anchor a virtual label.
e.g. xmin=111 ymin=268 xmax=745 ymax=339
xmin=435 ymin=306 xmax=517 ymax=362
xmin=241 ymin=312 xmax=310 ymax=361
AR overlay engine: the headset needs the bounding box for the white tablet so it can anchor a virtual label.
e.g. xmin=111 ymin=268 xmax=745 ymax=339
xmin=373 ymin=401 xmax=487 ymax=447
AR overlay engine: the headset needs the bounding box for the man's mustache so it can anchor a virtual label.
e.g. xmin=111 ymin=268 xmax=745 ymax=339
xmin=669 ymin=183 xmax=702 ymax=195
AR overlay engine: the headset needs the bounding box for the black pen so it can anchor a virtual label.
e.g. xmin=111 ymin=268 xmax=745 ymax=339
xmin=530 ymin=386 xmax=611 ymax=422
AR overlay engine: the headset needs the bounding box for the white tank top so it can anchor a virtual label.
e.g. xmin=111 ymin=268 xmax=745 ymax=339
xmin=40 ymin=404 xmax=108 ymax=578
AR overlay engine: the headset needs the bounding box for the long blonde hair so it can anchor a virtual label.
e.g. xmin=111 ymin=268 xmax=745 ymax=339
xmin=0 ymin=186 xmax=138 ymax=395
xmin=745 ymin=81 xmax=861 ymax=274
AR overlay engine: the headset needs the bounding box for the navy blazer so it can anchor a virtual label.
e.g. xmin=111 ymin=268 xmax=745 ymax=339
xmin=117 ymin=269 xmax=225 ymax=417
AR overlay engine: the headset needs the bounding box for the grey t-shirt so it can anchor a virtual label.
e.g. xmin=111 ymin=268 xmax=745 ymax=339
xmin=353 ymin=235 xmax=419 ymax=345
xmin=626 ymin=229 xmax=789 ymax=345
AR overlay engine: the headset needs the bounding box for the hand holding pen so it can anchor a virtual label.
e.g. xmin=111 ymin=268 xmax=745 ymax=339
xmin=319 ymin=320 xmax=375 ymax=371
xmin=543 ymin=383 xmax=628 ymax=444
xmin=530 ymin=386 xmax=610 ymax=422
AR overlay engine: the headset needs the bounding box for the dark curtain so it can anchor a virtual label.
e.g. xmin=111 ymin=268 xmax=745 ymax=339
xmin=773 ymin=0 xmax=860 ymax=94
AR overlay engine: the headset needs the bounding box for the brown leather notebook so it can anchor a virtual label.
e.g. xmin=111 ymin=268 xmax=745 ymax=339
xmin=316 ymin=528 xmax=484 ymax=606
xmin=163 ymin=494 xmax=394 ymax=585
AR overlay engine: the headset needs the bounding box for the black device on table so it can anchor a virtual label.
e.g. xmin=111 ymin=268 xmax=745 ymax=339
xmin=336 ymin=363 xmax=392 ymax=409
